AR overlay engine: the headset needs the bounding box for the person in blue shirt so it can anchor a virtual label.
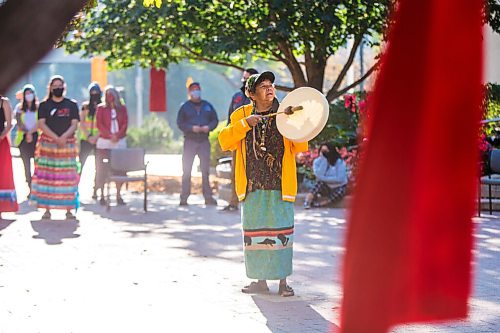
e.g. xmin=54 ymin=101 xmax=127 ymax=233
xmin=304 ymin=143 xmax=348 ymax=209
xmin=221 ymin=68 xmax=258 ymax=212
xmin=177 ymin=82 xmax=219 ymax=206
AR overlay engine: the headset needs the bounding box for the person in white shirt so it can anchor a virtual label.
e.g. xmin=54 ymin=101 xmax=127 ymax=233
xmin=14 ymin=84 xmax=39 ymax=197
xmin=304 ymin=143 xmax=348 ymax=209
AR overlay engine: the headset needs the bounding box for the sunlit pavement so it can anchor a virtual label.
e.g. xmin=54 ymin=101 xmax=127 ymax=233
xmin=0 ymin=154 xmax=499 ymax=332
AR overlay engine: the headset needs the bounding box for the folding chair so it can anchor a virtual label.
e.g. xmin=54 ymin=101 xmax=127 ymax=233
xmin=480 ymin=149 xmax=500 ymax=215
xmin=105 ymin=148 xmax=148 ymax=212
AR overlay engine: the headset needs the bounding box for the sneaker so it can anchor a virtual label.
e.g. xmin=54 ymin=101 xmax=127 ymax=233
xmin=179 ymin=200 xmax=188 ymax=206
xmin=205 ymin=197 xmax=218 ymax=206
xmin=303 ymin=201 xmax=311 ymax=210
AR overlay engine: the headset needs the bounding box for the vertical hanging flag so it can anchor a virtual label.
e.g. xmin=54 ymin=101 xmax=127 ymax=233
xmin=149 ymin=67 xmax=166 ymax=112
xmin=91 ymin=56 xmax=107 ymax=89
xmin=340 ymin=0 xmax=483 ymax=332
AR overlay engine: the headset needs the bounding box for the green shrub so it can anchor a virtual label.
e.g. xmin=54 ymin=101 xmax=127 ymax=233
xmin=127 ymin=114 xmax=180 ymax=153
xmin=484 ymin=83 xmax=500 ymax=138
xmin=311 ymin=92 xmax=367 ymax=148
xmin=209 ymin=120 xmax=231 ymax=166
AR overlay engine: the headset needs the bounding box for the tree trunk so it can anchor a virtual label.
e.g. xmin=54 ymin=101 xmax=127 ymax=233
xmin=304 ymin=49 xmax=326 ymax=91
xmin=278 ymin=41 xmax=307 ymax=88
xmin=0 ymin=0 xmax=88 ymax=94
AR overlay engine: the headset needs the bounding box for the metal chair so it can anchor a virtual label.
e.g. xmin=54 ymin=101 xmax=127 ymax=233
xmin=105 ymin=148 xmax=148 ymax=212
xmin=480 ymin=149 xmax=500 ymax=215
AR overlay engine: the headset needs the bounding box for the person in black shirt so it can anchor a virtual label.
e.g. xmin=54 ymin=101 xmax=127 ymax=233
xmin=31 ymin=75 xmax=80 ymax=220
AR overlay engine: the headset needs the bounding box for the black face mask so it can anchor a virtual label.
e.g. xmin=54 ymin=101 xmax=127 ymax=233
xmin=90 ymin=94 xmax=101 ymax=104
xmin=52 ymin=88 xmax=64 ymax=98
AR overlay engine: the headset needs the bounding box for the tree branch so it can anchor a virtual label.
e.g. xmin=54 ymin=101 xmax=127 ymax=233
xmin=329 ymin=33 xmax=364 ymax=95
xmin=277 ymin=40 xmax=307 ymax=87
xmin=264 ymin=44 xmax=286 ymax=63
xmin=326 ymin=62 xmax=379 ymax=101
xmin=179 ymin=44 xmax=245 ymax=71
xmin=274 ymin=84 xmax=294 ymax=92
xmin=0 ymin=0 xmax=89 ymax=94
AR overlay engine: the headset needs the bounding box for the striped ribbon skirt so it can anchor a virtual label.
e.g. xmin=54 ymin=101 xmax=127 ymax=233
xmin=241 ymin=190 xmax=294 ymax=280
xmin=31 ymin=134 xmax=80 ymax=210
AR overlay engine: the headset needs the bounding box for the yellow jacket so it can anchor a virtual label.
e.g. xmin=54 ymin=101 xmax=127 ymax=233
xmin=218 ymin=104 xmax=308 ymax=202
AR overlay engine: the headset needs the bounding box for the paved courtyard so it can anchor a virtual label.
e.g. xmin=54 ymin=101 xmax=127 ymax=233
xmin=0 ymin=155 xmax=498 ymax=332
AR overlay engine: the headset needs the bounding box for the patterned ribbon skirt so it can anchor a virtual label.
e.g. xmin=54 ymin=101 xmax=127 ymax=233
xmin=31 ymin=134 xmax=80 ymax=210
xmin=241 ymin=190 xmax=294 ymax=280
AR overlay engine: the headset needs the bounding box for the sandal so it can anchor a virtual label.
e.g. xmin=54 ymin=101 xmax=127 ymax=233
xmin=66 ymin=212 xmax=76 ymax=220
xmin=241 ymin=281 xmax=269 ymax=294
xmin=41 ymin=211 xmax=51 ymax=220
xmin=278 ymin=284 xmax=295 ymax=297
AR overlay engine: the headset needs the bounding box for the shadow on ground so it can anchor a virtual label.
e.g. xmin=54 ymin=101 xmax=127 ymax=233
xmin=0 ymin=219 xmax=15 ymax=236
xmin=31 ymin=220 xmax=80 ymax=245
xmin=252 ymin=295 xmax=338 ymax=333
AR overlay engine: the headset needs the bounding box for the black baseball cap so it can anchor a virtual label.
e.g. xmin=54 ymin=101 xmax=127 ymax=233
xmin=245 ymin=71 xmax=275 ymax=94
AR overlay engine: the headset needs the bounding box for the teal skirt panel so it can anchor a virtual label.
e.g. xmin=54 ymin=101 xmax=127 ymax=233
xmin=242 ymin=190 xmax=294 ymax=280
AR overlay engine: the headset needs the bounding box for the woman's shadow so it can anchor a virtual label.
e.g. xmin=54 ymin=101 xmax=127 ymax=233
xmin=0 ymin=218 xmax=15 ymax=237
xmin=252 ymin=295 xmax=338 ymax=332
xmin=31 ymin=219 xmax=80 ymax=245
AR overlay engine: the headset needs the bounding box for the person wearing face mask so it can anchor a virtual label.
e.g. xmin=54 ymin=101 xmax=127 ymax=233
xmin=31 ymin=75 xmax=80 ymax=220
xmin=176 ymin=82 xmax=219 ymax=206
xmin=95 ymin=86 xmax=128 ymax=206
xmin=0 ymin=96 xmax=19 ymax=219
xmin=79 ymin=82 xmax=102 ymax=200
xmin=221 ymin=68 xmax=259 ymax=212
xmin=14 ymin=84 xmax=39 ymax=198
xmin=303 ymin=143 xmax=348 ymax=209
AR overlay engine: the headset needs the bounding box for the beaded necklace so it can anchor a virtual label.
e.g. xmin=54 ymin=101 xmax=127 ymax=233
xmin=251 ymin=102 xmax=273 ymax=160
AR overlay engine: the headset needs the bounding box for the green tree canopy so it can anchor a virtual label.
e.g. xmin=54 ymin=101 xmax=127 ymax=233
xmin=66 ymin=0 xmax=392 ymax=101
xmin=486 ymin=0 xmax=500 ymax=33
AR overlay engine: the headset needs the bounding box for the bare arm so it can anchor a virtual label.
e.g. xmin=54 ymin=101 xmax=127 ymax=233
xmin=15 ymin=106 xmax=27 ymax=132
xmin=37 ymin=118 xmax=59 ymax=140
xmin=0 ymin=99 xmax=12 ymax=140
xmin=61 ymin=119 xmax=79 ymax=141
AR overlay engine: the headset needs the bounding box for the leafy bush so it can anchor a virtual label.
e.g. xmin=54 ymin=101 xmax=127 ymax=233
xmin=480 ymin=83 xmax=500 ymax=174
xmin=483 ymin=83 xmax=500 ymax=139
xmin=209 ymin=120 xmax=231 ymax=166
xmin=127 ymin=114 xmax=180 ymax=153
xmin=311 ymin=92 xmax=368 ymax=148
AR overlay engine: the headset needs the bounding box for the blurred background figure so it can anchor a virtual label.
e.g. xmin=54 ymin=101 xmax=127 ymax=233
xmin=177 ymin=82 xmax=218 ymax=206
xmin=95 ymin=85 xmax=128 ymax=206
xmin=14 ymin=84 xmax=39 ymax=198
xmin=31 ymin=75 xmax=80 ymax=220
xmin=79 ymin=82 xmax=101 ymax=199
xmin=303 ymin=143 xmax=348 ymax=209
xmin=222 ymin=68 xmax=258 ymax=212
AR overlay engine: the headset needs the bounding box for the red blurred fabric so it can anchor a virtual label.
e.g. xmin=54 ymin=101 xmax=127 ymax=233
xmin=339 ymin=0 xmax=483 ymax=332
xmin=150 ymin=67 xmax=166 ymax=112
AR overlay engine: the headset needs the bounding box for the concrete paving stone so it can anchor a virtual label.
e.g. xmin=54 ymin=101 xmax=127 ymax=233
xmin=1 ymin=155 xmax=499 ymax=332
